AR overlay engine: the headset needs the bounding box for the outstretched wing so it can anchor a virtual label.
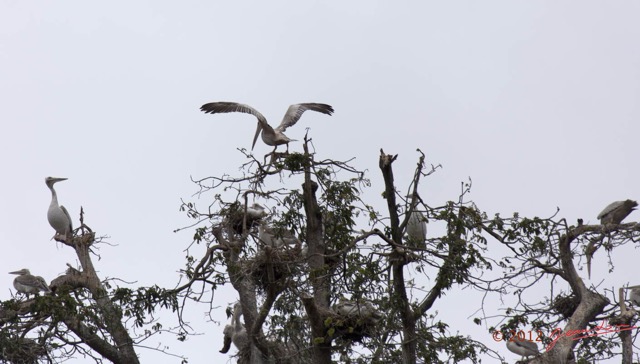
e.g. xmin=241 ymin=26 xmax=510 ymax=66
xmin=276 ymin=103 xmax=334 ymax=133
xmin=200 ymin=102 xmax=268 ymax=125
xmin=60 ymin=205 xmax=73 ymax=232
xmin=200 ymin=102 xmax=271 ymax=150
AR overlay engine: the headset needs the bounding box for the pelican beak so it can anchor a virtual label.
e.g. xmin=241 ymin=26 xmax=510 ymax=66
xmin=54 ymin=177 xmax=68 ymax=182
xmin=8 ymin=270 xmax=21 ymax=275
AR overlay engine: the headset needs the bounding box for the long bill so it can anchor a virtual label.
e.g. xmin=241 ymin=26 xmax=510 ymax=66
xmin=251 ymin=122 xmax=262 ymax=150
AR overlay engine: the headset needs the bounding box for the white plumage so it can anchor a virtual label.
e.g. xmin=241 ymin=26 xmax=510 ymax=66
xmin=220 ymin=302 xmax=248 ymax=354
xmin=406 ymin=210 xmax=427 ymax=248
xmin=45 ymin=176 xmax=72 ymax=241
xmin=258 ymin=221 xmax=300 ymax=248
xmin=200 ymin=102 xmax=334 ymax=152
xmin=334 ymin=298 xmax=382 ymax=323
xmin=406 ymin=194 xmax=427 ymax=249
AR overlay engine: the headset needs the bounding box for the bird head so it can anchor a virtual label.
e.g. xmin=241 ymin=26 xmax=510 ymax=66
xmin=9 ymin=269 xmax=30 ymax=275
xmin=625 ymin=199 xmax=638 ymax=211
xmin=45 ymin=176 xmax=68 ymax=187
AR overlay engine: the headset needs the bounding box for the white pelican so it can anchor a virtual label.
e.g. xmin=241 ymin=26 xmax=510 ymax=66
xmin=200 ymin=102 xmax=334 ymax=152
xmin=406 ymin=194 xmax=427 ymax=249
xmin=258 ymin=221 xmax=300 ymax=248
xmin=220 ymin=302 xmax=248 ymax=354
xmin=506 ymin=338 xmax=539 ymax=361
xmin=597 ymin=200 xmax=638 ymax=224
xmin=45 ymin=177 xmax=72 ymax=241
xmin=9 ymin=269 xmax=51 ymax=295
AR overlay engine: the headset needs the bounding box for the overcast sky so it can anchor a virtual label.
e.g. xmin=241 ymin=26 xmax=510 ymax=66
xmin=1 ymin=1 xmax=639 ymax=363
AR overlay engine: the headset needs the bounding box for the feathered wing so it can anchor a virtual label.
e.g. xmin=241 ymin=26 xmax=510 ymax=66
xmin=60 ymin=205 xmax=73 ymax=233
xmin=200 ymin=102 xmax=268 ymax=124
xmin=597 ymin=199 xmax=638 ymax=224
xmin=16 ymin=275 xmax=50 ymax=292
xmin=515 ymin=340 xmax=539 ymax=354
xmin=219 ymin=328 xmax=233 ymax=353
xmin=597 ymin=201 xmax=623 ymax=221
xmin=200 ymin=102 xmax=272 ymax=149
xmin=36 ymin=276 xmax=51 ymax=292
xmin=276 ymin=103 xmax=334 ymax=133
xmin=407 ymin=211 xmax=427 ymax=247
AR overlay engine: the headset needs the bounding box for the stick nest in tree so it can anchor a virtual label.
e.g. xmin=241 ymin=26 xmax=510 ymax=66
xmin=245 ymin=245 xmax=304 ymax=293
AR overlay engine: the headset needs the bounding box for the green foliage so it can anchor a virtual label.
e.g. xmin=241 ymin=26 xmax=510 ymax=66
xmin=111 ymin=286 xmax=178 ymax=328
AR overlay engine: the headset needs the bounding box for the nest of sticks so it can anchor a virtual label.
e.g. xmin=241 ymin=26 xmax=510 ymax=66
xmin=246 ymin=244 xmax=304 ymax=293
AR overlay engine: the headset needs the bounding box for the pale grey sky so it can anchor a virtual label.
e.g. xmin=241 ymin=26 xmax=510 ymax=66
xmin=1 ymin=1 xmax=639 ymax=363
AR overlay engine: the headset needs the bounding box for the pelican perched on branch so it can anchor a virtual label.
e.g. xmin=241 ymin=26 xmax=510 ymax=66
xmin=597 ymin=199 xmax=638 ymax=224
xmin=9 ymin=269 xmax=51 ymax=295
xmin=506 ymin=338 xmax=539 ymax=361
xmin=586 ymin=199 xmax=638 ymax=279
xmin=45 ymin=177 xmax=72 ymax=241
xmin=220 ymin=302 xmax=248 ymax=354
xmin=406 ymin=194 xmax=427 ymax=249
xmin=200 ymin=102 xmax=334 ymax=152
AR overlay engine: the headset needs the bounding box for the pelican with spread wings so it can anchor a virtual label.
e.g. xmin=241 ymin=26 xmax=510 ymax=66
xmin=200 ymin=102 xmax=334 ymax=152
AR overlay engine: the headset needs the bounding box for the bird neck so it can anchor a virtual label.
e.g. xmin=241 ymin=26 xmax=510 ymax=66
xmin=49 ymin=186 xmax=59 ymax=206
xmin=233 ymin=306 xmax=243 ymax=330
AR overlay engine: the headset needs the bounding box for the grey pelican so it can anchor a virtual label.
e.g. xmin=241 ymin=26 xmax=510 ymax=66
xmin=506 ymin=338 xmax=539 ymax=361
xmin=9 ymin=269 xmax=51 ymax=295
xmin=258 ymin=221 xmax=300 ymax=248
xmin=200 ymin=102 xmax=334 ymax=152
xmin=597 ymin=199 xmax=638 ymax=224
xmin=45 ymin=177 xmax=72 ymax=241
xmin=586 ymin=199 xmax=638 ymax=278
xmin=220 ymin=302 xmax=248 ymax=354
xmin=406 ymin=194 xmax=427 ymax=249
